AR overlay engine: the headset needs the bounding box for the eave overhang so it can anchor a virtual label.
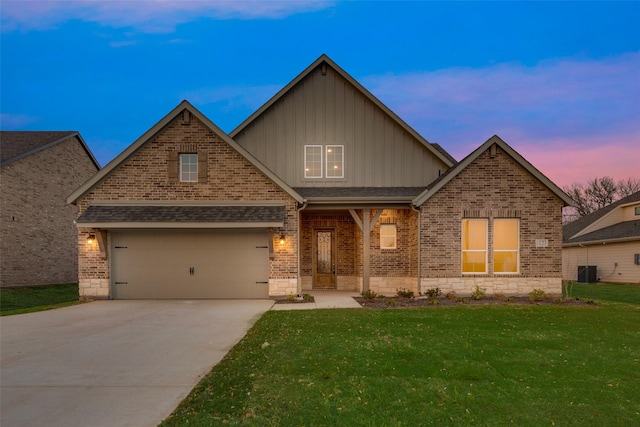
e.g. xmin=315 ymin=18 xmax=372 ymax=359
xmin=76 ymin=201 xmax=286 ymax=229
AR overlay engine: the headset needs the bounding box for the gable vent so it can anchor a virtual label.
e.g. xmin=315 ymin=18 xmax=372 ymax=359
xmin=181 ymin=110 xmax=190 ymax=125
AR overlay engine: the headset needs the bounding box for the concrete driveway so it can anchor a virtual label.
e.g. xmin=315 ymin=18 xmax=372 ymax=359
xmin=1 ymin=299 xmax=273 ymax=427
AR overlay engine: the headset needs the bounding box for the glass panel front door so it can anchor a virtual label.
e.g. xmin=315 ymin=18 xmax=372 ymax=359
xmin=314 ymin=229 xmax=336 ymax=288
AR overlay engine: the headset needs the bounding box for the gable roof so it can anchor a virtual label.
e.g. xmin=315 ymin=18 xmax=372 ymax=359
xmin=412 ymin=135 xmax=573 ymax=207
xmin=229 ymin=54 xmax=455 ymax=169
xmin=0 ymin=131 xmax=100 ymax=169
xmin=66 ymin=101 xmax=304 ymax=205
xmin=563 ymin=190 xmax=640 ymax=245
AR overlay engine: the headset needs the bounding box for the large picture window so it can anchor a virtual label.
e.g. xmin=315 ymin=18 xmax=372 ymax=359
xmin=494 ymin=219 xmax=519 ymax=273
xmin=304 ymin=145 xmax=323 ymax=178
xmin=462 ymin=219 xmax=487 ymax=274
xmin=180 ymin=154 xmax=198 ymax=182
xmin=326 ymin=145 xmax=344 ymax=178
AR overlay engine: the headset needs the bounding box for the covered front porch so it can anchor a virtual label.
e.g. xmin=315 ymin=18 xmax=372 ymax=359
xmin=298 ymin=207 xmax=420 ymax=296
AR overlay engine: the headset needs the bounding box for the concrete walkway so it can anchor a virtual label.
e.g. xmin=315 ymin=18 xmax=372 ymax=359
xmin=0 ymin=300 xmax=273 ymax=427
xmin=271 ymin=290 xmax=362 ymax=310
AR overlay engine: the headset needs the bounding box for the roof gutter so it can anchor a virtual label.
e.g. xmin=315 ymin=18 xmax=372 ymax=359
xmin=563 ymin=236 xmax=640 ymax=247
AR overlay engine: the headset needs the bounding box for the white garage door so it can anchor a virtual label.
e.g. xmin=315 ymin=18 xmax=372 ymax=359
xmin=111 ymin=229 xmax=270 ymax=299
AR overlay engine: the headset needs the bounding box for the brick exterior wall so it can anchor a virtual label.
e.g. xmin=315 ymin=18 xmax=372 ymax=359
xmin=76 ymin=115 xmax=298 ymax=298
xmin=1 ymin=137 xmax=98 ymax=287
xmin=419 ymin=145 xmax=564 ymax=296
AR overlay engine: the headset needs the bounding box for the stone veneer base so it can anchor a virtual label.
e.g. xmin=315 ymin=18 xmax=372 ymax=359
xmin=420 ymin=277 xmax=562 ymax=296
xmin=79 ymin=278 xmax=110 ymax=300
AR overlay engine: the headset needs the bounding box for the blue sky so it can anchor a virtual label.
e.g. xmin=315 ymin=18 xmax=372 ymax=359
xmin=1 ymin=1 xmax=639 ymax=188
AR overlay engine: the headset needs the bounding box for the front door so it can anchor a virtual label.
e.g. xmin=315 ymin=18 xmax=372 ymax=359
xmin=313 ymin=228 xmax=336 ymax=288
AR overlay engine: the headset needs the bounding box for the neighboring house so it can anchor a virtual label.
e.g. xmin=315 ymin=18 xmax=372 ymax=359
xmin=67 ymin=55 xmax=572 ymax=300
xmin=563 ymin=191 xmax=640 ymax=284
xmin=1 ymin=131 xmax=100 ymax=287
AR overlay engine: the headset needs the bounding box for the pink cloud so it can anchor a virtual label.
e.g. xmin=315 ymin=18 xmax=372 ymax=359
xmin=362 ymin=53 xmax=640 ymax=188
xmin=1 ymin=0 xmax=334 ymax=33
xmin=513 ymin=132 xmax=640 ymax=189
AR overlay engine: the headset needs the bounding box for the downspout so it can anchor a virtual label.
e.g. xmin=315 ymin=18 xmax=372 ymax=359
xmin=296 ymin=201 xmax=308 ymax=294
xmin=412 ymin=204 xmax=421 ymax=294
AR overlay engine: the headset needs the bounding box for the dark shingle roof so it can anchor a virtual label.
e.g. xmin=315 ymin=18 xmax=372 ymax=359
xmin=563 ymin=191 xmax=640 ymax=243
xmin=1 ymin=131 xmax=77 ymax=164
xmin=293 ymin=187 xmax=426 ymax=199
xmin=431 ymin=143 xmax=458 ymax=165
xmin=564 ymin=220 xmax=640 ymax=244
xmin=77 ymin=205 xmax=285 ymax=224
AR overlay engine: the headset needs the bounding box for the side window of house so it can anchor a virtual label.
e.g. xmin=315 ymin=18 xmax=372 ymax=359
xmin=494 ymin=219 xmax=519 ymax=273
xmin=180 ymin=153 xmax=198 ymax=182
xmin=380 ymin=224 xmax=397 ymax=249
xmin=462 ymin=219 xmax=487 ymax=274
xmin=304 ymin=145 xmax=322 ymax=178
xmin=326 ymin=145 xmax=344 ymax=178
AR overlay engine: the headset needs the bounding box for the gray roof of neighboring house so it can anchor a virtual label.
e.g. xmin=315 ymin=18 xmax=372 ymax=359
xmin=563 ymin=191 xmax=640 ymax=244
xmin=0 ymin=131 xmax=100 ymax=168
xmin=293 ymin=187 xmax=426 ymax=199
xmin=564 ymin=220 xmax=640 ymax=244
xmin=77 ymin=205 xmax=286 ymax=225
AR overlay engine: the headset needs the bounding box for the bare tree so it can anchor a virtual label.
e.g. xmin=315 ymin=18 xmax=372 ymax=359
xmin=616 ymin=177 xmax=640 ymax=198
xmin=563 ymin=176 xmax=640 ymax=222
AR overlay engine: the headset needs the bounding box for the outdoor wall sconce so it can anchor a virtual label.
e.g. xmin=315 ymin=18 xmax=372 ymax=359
xmin=87 ymin=233 xmax=96 ymax=244
xmin=279 ymin=234 xmax=286 ymax=245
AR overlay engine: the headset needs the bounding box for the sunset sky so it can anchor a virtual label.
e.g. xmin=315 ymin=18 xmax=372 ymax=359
xmin=2 ymin=1 xmax=638 ymax=189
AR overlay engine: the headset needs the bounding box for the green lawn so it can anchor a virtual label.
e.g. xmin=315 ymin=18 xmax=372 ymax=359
xmin=163 ymin=301 xmax=640 ymax=426
xmin=564 ymin=281 xmax=640 ymax=305
xmin=0 ymin=283 xmax=79 ymax=316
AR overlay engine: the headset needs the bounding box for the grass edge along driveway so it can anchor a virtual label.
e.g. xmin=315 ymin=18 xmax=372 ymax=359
xmin=162 ymin=300 xmax=640 ymax=426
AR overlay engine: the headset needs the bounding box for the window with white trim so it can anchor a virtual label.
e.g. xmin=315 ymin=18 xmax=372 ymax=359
xmin=380 ymin=224 xmax=397 ymax=249
xmin=304 ymin=145 xmax=323 ymax=178
xmin=493 ymin=219 xmax=519 ymax=274
xmin=180 ymin=153 xmax=198 ymax=182
xmin=462 ymin=219 xmax=487 ymax=274
xmin=326 ymin=145 xmax=344 ymax=178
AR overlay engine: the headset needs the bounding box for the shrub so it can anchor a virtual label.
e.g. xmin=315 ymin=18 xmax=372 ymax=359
xmin=396 ymin=288 xmax=415 ymax=298
xmin=445 ymin=291 xmax=458 ymax=300
xmin=302 ymin=293 xmax=313 ymax=302
xmin=386 ymin=299 xmax=397 ymax=307
xmin=529 ymin=288 xmax=547 ymax=302
xmin=424 ymin=287 xmax=442 ymax=299
xmin=471 ymin=286 xmax=486 ymax=300
xmin=361 ymin=289 xmax=378 ymax=299
xmin=286 ymin=293 xmax=297 ymax=302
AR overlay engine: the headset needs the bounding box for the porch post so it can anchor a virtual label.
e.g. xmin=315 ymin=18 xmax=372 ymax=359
xmin=349 ymin=208 xmax=383 ymax=292
xmin=363 ymin=208 xmax=370 ymax=292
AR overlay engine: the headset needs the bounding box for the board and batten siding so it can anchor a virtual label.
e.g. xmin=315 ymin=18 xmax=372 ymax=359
xmin=234 ymin=65 xmax=448 ymax=187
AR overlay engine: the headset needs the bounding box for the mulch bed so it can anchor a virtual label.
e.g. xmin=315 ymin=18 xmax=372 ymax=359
xmin=274 ymin=296 xmax=316 ymax=304
xmin=354 ymin=296 xmax=595 ymax=308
